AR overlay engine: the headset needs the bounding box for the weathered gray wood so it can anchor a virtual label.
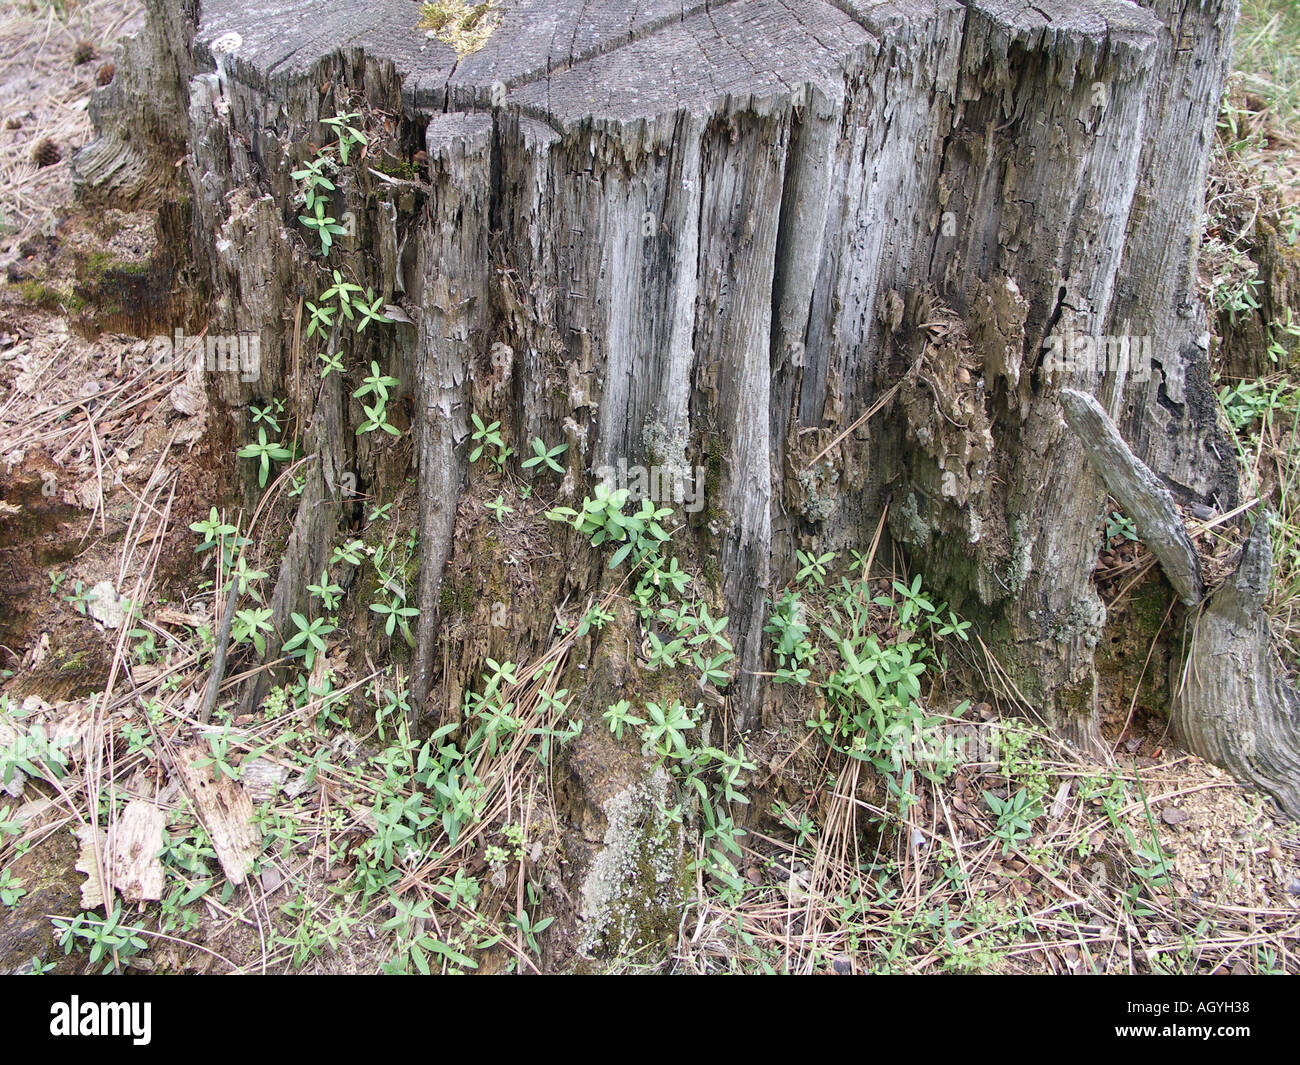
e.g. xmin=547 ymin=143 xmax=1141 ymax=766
xmin=1060 ymin=388 xmax=1202 ymax=605
xmin=77 ymin=0 xmax=1241 ymax=736
xmin=1062 ymin=387 xmax=1299 ymax=814
xmin=410 ymin=114 xmax=493 ymax=712
xmin=75 ymin=0 xmax=1244 ymax=728
xmin=72 ymin=0 xmax=199 ymax=202
xmin=1112 ymin=0 xmax=1242 ymax=517
xmin=1172 ymin=515 xmax=1300 ymax=818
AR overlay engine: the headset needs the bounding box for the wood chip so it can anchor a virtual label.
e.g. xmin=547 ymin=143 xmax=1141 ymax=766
xmin=1050 ymin=780 xmax=1072 ymax=820
xmin=171 ymin=742 xmax=259 ymax=885
xmin=110 ymin=800 xmax=167 ymax=902
xmin=74 ymin=823 xmax=108 ymax=909
xmin=241 ymin=757 xmax=289 ymax=801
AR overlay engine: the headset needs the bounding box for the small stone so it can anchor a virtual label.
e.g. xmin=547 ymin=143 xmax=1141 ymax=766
xmin=831 ymin=956 xmax=852 ymax=975
xmin=1160 ymin=806 xmax=1187 ymax=826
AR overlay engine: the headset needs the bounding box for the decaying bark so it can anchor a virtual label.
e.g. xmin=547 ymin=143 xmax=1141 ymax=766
xmin=73 ymin=0 xmax=1292 ymax=871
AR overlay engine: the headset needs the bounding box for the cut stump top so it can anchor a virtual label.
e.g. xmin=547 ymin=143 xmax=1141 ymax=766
xmin=195 ymin=0 xmax=1161 ymax=126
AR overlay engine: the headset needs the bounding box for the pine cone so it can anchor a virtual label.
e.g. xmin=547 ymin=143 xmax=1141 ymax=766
xmin=73 ymin=39 xmax=95 ymax=65
xmin=95 ymin=62 xmax=115 ymax=87
xmin=30 ymin=138 xmax=61 ymax=168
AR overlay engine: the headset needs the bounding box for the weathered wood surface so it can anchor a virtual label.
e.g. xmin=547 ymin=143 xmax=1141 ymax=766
xmin=75 ymin=1 xmax=1252 ymax=767
xmin=1172 ymin=516 xmax=1300 ymax=817
xmin=1060 ymin=388 xmax=1202 ymax=605
xmin=1063 ymin=386 xmax=1300 ymax=815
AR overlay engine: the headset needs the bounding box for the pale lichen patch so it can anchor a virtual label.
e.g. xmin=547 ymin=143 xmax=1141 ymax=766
xmin=578 ymin=768 xmax=689 ymax=960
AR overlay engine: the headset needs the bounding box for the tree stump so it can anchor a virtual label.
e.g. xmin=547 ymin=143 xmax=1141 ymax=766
xmin=75 ymin=0 xmax=1298 ymax=955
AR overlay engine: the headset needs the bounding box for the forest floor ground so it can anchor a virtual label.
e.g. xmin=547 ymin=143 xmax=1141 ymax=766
xmin=0 ymin=0 xmax=1297 ymax=975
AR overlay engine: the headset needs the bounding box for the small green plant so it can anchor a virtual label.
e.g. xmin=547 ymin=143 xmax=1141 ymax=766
xmin=764 ymin=564 xmax=972 ymax=830
xmin=642 ymin=631 xmax=686 ymax=673
xmin=62 ymin=579 xmax=92 ymax=615
xmin=354 ymin=361 xmax=400 ymax=406
xmin=0 ymin=869 xmax=26 ymax=907
xmin=509 ymin=904 xmax=554 ymax=957
xmin=641 ymin=699 xmax=700 ymax=762
xmin=282 ymin=613 xmax=337 ymax=669
xmin=1266 ymin=309 xmax=1300 ymax=365
xmin=1105 ymin=509 xmax=1139 ymax=543
xmin=795 ymin=549 xmax=835 ymax=588
xmin=190 ymin=507 xmax=238 ymax=554
xmin=321 ymin=271 xmax=364 ymax=317
xmin=299 ymin=198 xmax=348 ymax=256
xmin=486 ymin=495 xmax=513 ymax=523
xmin=522 ymin=437 xmax=567 ymax=475
xmin=197 ymin=725 xmax=243 ymax=782
xmin=983 ymin=788 xmax=1042 ymax=854
xmin=546 ymin=483 xmax=672 ymax=571
xmin=305 ymin=299 xmax=336 ymax=340
xmin=355 ymin=289 xmax=391 ymax=332
xmin=229 ymin=549 xmax=269 ymax=596
xmin=469 ymin=414 xmax=511 ymax=468
xmin=1 ymin=721 xmax=72 ymax=787
xmin=772 ymin=799 xmax=818 ymax=847
xmin=291 ymin=156 xmax=336 ymax=213
xmin=602 ymin=699 xmax=644 ymax=741
xmin=1207 ymin=245 xmax=1263 ymax=323
xmin=237 ymin=427 xmax=295 ymax=488
xmin=1220 ymin=377 xmax=1298 ymax=433
xmin=331 ymin=539 xmax=367 ymax=567
xmin=357 ymin=401 xmax=399 ymax=437
xmin=249 ymin=398 xmax=285 ymax=433
xmin=321 ymin=111 xmax=368 ymax=166
xmin=119 ymin=719 xmax=153 ymax=757
xmin=370 ymin=591 xmax=418 ymax=646
xmin=51 ymin=903 xmax=149 ymax=974
xmin=355 ymin=365 xmax=402 ymax=438
xmin=308 ymin=570 xmax=345 ymax=612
